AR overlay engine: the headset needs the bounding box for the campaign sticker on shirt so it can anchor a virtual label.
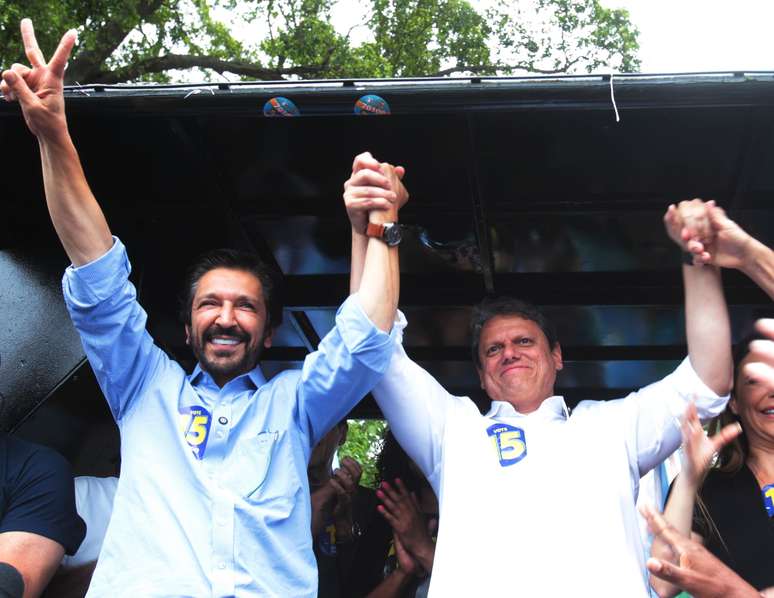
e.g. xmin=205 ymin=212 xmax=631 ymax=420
xmin=179 ymin=406 xmax=212 ymax=460
xmin=316 ymin=516 xmax=337 ymax=557
xmin=763 ymin=484 xmax=774 ymax=518
xmin=486 ymin=423 xmax=527 ymax=467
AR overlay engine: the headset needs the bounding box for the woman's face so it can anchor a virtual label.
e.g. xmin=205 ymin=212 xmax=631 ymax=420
xmin=732 ymin=353 xmax=774 ymax=444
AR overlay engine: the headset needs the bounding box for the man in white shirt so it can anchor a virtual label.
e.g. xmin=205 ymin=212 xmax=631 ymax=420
xmin=343 ymin=163 xmax=734 ymax=598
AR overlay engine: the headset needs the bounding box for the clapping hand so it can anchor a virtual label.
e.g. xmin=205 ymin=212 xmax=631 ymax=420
xmin=330 ymin=456 xmax=362 ymax=542
xmin=679 ymin=401 xmax=741 ymax=488
xmin=641 ymin=505 xmax=761 ymax=598
xmin=377 ymin=479 xmax=435 ymax=573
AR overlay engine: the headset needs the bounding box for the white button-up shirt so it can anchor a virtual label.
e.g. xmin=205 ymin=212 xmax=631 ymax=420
xmin=374 ymin=313 xmax=728 ymax=598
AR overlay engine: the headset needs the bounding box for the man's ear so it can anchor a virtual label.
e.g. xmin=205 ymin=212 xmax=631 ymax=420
xmin=184 ymin=325 xmax=191 ymax=346
xmin=477 ymin=366 xmax=486 ymax=390
xmin=552 ymin=342 xmax=563 ymax=371
xmin=263 ymin=329 xmax=273 ymax=349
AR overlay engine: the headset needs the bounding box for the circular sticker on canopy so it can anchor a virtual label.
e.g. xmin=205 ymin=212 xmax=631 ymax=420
xmin=354 ymin=94 xmax=390 ymax=116
xmin=263 ymin=96 xmax=300 ymax=117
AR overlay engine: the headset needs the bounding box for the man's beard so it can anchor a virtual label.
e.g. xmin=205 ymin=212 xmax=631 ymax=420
xmin=190 ymin=325 xmax=268 ymax=383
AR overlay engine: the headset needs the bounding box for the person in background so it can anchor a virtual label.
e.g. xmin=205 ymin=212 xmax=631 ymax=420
xmin=0 ymin=435 xmax=85 ymax=598
xmin=309 ymin=421 xmax=372 ymax=598
xmin=345 ymin=431 xmax=438 ymax=598
xmin=642 ymin=504 xmax=772 ymax=598
xmin=43 ymin=476 xmax=118 ymax=598
xmin=650 ymin=338 xmax=774 ymax=595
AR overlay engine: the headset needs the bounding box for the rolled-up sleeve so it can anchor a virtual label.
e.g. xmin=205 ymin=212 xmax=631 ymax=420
xmin=297 ymin=293 xmax=396 ymax=446
xmin=627 ymin=356 xmax=729 ymax=476
xmin=62 ymin=237 xmax=166 ymax=421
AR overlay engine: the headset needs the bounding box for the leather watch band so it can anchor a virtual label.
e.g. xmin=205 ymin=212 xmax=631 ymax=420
xmin=366 ymin=222 xmax=386 ymax=239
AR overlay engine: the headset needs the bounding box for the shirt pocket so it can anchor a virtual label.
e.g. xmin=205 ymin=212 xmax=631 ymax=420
xmin=228 ymin=431 xmax=279 ymax=498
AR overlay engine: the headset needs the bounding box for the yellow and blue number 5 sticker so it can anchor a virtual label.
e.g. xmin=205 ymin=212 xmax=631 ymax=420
xmin=486 ymin=423 xmax=526 ymax=467
xmin=763 ymin=484 xmax=774 ymax=518
xmin=179 ymin=406 xmax=212 ymax=460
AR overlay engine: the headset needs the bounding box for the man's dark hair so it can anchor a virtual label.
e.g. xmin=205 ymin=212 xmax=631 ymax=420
xmin=470 ymin=296 xmax=558 ymax=367
xmin=179 ymin=249 xmax=284 ymax=329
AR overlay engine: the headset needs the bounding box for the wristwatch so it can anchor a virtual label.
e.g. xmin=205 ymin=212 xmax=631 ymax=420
xmin=366 ymin=222 xmax=403 ymax=246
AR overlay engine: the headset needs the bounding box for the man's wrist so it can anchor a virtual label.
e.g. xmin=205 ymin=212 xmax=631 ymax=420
xmin=368 ymin=208 xmax=399 ymax=225
xmin=35 ymin=121 xmax=72 ymax=148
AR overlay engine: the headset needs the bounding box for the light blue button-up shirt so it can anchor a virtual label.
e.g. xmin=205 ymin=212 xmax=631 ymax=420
xmin=62 ymin=238 xmax=395 ymax=597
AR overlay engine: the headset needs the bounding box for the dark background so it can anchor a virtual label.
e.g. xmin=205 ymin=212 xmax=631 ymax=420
xmin=1 ymin=74 xmax=773 ymax=475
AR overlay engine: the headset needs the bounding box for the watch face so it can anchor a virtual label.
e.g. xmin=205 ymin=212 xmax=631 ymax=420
xmin=384 ymin=224 xmax=402 ymax=246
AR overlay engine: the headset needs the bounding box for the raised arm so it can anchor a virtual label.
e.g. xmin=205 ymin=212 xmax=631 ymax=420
xmin=625 ymin=202 xmax=732 ymax=477
xmin=664 ymin=200 xmax=734 ymax=397
xmin=1 ymin=19 xmax=112 ymax=265
xmin=344 ymin=155 xmax=453 ymax=488
xmin=296 ymin=154 xmax=407 ymax=444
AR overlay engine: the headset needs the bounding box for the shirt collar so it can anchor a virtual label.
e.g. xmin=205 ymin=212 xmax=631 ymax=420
xmin=188 ymin=363 xmax=267 ymax=391
xmin=485 ymin=395 xmax=569 ymax=420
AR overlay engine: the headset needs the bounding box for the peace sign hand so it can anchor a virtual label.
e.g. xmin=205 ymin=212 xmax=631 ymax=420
xmin=1 ymin=19 xmax=77 ymax=139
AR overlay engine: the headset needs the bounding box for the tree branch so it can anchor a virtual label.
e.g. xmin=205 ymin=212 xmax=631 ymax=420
xmin=431 ymin=55 xmax=585 ymax=77
xmin=66 ymin=0 xmax=166 ymax=84
xmin=429 ymin=63 xmax=569 ymax=76
xmin=91 ymin=53 xmax=334 ymax=83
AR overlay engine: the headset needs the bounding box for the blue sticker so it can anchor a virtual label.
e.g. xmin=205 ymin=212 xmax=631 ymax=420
xmin=486 ymin=423 xmax=527 ymax=467
xmin=763 ymin=484 xmax=774 ymax=518
xmin=179 ymin=406 xmax=212 ymax=460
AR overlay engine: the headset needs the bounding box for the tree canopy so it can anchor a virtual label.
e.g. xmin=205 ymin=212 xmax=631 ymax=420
xmin=0 ymin=0 xmax=639 ymax=85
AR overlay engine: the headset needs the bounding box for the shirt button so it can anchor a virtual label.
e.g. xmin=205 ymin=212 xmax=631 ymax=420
xmin=218 ymin=562 xmax=226 ymax=570
xmin=218 ymin=416 xmax=228 ymax=425
xmin=216 ymin=431 xmax=224 ymax=439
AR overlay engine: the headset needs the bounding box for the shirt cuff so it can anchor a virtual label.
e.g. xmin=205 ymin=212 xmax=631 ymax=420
xmin=62 ymin=237 xmax=131 ymax=306
xmin=669 ymin=356 xmax=730 ymax=421
xmin=336 ymin=294 xmax=397 ymax=373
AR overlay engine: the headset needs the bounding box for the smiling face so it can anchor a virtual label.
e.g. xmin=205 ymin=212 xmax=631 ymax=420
xmin=185 ymin=267 xmax=272 ymax=387
xmin=731 ymin=353 xmax=774 ymax=447
xmin=476 ymin=315 xmax=563 ymax=413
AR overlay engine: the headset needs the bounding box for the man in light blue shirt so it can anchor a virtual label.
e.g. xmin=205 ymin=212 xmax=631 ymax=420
xmin=2 ymin=19 xmax=407 ymax=597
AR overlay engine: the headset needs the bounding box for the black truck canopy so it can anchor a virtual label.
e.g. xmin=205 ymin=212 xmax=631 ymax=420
xmin=1 ymin=72 xmax=773 ymax=474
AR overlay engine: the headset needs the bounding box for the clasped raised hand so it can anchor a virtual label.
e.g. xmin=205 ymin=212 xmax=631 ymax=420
xmin=343 ymin=152 xmax=409 ymax=234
